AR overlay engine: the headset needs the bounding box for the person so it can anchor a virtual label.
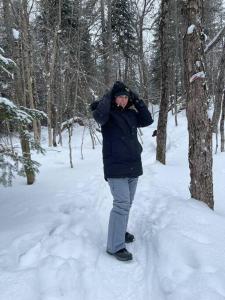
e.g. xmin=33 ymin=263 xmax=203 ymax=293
xmin=90 ymin=81 xmax=153 ymax=261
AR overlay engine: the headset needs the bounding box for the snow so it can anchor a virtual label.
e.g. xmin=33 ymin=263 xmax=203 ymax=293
xmin=0 ymin=96 xmax=17 ymax=109
xmin=1 ymin=83 xmax=9 ymax=89
xmin=0 ymin=50 xmax=16 ymax=78
xmin=12 ymin=29 xmax=20 ymax=40
xmin=196 ymin=61 xmax=201 ymax=68
xmin=187 ymin=25 xmax=195 ymax=34
xmin=0 ymin=97 xmax=32 ymax=123
xmin=0 ymin=53 xmax=10 ymax=65
xmin=1 ymin=111 xmax=225 ymax=299
xmin=204 ymin=26 xmax=225 ymax=53
xmin=190 ymin=71 xmax=206 ymax=83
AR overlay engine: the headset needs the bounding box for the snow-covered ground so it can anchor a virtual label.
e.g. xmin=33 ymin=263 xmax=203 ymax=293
xmin=1 ymin=111 xmax=225 ymax=300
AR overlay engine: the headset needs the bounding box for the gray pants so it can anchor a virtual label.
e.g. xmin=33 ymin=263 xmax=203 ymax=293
xmin=106 ymin=177 xmax=138 ymax=253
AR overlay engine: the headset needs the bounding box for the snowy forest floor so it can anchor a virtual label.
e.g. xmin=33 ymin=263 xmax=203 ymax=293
xmin=1 ymin=111 xmax=225 ymax=300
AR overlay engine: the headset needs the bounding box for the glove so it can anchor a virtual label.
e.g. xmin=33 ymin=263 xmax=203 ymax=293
xmin=152 ymin=130 xmax=157 ymax=137
xmin=89 ymin=101 xmax=99 ymax=111
xmin=129 ymin=89 xmax=145 ymax=109
xmin=129 ymin=89 xmax=139 ymax=102
xmin=89 ymin=91 xmax=112 ymax=112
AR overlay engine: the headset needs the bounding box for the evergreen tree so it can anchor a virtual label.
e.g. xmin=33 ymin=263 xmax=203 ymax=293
xmin=111 ymin=0 xmax=137 ymax=59
xmin=0 ymin=47 xmax=45 ymax=186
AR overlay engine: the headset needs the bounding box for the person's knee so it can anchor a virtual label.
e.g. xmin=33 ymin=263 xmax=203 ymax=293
xmin=113 ymin=200 xmax=130 ymax=214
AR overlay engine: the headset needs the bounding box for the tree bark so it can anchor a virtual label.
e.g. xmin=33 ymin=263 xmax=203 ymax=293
xmin=156 ymin=0 xmax=169 ymax=165
xmin=134 ymin=0 xmax=153 ymax=101
xmin=220 ymin=91 xmax=225 ymax=152
xmin=182 ymin=0 xmax=214 ymax=209
xmin=20 ymin=0 xmax=40 ymax=144
xmin=101 ymin=0 xmax=113 ymax=88
xmin=20 ymin=131 xmax=35 ymax=185
xmin=211 ymin=44 xmax=225 ymax=133
xmin=46 ymin=0 xmax=62 ymax=147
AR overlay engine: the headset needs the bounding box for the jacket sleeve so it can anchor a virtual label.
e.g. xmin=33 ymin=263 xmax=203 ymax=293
xmin=92 ymin=93 xmax=112 ymax=126
xmin=134 ymin=99 xmax=154 ymax=128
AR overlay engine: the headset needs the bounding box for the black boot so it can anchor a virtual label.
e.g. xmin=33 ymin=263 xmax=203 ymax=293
xmin=125 ymin=232 xmax=134 ymax=243
xmin=107 ymin=248 xmax=133 ymax=261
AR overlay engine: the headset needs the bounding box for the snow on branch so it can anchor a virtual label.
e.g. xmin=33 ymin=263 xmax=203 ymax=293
xmin=20 ymin=106 xmax=47 ymax=120
xmin=0 ymin=96 xmax=17 ymax=109
xmin=0 ymin=48 xmax=16 ymax=78
xmin=190 ymin=71 xmax=205 ymax=83
xmin=0 ymin=53 xmax=16 ymax=66
xmin=0 ymin=53 xmax=10 ymax=65
xmin=0 ymin=97 xmax=33 ymax=124
xmin=61 ymin=117 xmax=84 ymax=131
xmin=204 ymin=26 xmax=225 ymax=54
xmin=0 ymin=97 xmax=45 ymax=125
xmin=187 ymin=24 xmax=196 ymax=34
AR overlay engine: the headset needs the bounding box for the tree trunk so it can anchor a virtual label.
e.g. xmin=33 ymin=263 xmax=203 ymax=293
xmin=107 ymin=0 xmax=113 ymax=86
xmin=220 ymin=90 xmax=225 ymax=152
xmin=182 ymin=0 xmax=214 ymax=209
xmin=20 ymin=0 xmax=40 ymax=144
xmin=46 ymin=0 xmax=62 ymax=147
xmin=174 ymin=0 xmax=180 ymax=126
xmin=211 ymin=44 xmax=225 ymax=133
xmin=156 ymin=0 xmax=169 ymax=165
xmin=101 ymin=0 xmax=113 ymax=88
xmin=2 ymin=0 xmax=14 ymax=56
xmin=20 ymin=131 xmax=35 ymax=185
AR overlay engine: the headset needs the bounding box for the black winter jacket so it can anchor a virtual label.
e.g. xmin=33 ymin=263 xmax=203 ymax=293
xmin=91 ymin=93 xmax=153 ymax=179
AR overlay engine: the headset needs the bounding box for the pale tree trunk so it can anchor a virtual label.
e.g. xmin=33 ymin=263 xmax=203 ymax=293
xmin=68 ymin=125 xmax=73 ymax=168
xmin=137 ymin=17 xmax=149 ymax=100
xmin=182 ymin=0 xmax=214 ymax=209
xmin=20 ymin=0 xmax=40 ymax=144
xmin=2 ymin=0 xmax=14 ymax=56
xmin=52 ymin=104 xmax=58 ymax=147
xmin=57 ymin=62 xmax=64 ymax=147
xmin=156 ymin=0 xmax=169 ymax=165
xmin=211 ymin=44 xmax=225 ymax=133
xmin=220 ymin=90 xmax=225 ymax=152
xmin=67 ymin=0 xmax=84 ymax=168
xmin=169 ymin=64 xmax=176 ymax=120
xmin=68 ymin=29 xmax=82 ymax=168
xmin=101 ymin=0 xmax=113 ymax=88
xmin=134 ymin=0 xmax=154 ymax=101
xmin=174 ymin=0 xmax=179 ymax=126
xmin=46 ymin=0 xmax=62 ymax=147
xmin=107 ymin=0 xmax=113 ymax=86
xmin=172 ymin=64 xmax=178 ymax=126
xmin=80 ymin=126 xmax=86 ymax=160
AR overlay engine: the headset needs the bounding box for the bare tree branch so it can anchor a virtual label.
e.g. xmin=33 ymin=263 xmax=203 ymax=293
xmin=204 ymin=26 xmax=225 ymax=54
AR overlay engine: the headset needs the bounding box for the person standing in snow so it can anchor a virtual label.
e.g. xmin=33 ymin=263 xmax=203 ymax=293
xmin=90 ymin=81 xmax=153 ymax=261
